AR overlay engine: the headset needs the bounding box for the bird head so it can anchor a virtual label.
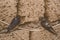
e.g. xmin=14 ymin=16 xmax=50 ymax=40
xmin=39 ymin=17 xmax=46 ymax=22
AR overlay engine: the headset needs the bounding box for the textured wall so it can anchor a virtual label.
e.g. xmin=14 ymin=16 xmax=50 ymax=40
xmin=18 ymin=0 xmax=44 ymax=23
xmin=0 ymin=0 xmax=60 ymax=40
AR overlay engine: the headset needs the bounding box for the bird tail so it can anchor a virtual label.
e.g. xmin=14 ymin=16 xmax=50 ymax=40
xmin=47 ymin=28 xmax=57 ymax=36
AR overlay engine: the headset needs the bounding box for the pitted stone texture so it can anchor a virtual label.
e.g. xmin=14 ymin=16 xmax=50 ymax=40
xmin=53 ymin=24 xmax=60 ymax=40
xmin=0 ymin=0 xmax=17 ymax=24
xmin=29 ymin=24 xmax=60 ymax=40
xmin=52 ymin=0 xmax=60 ymax=16
xmin=0 ymin=30 xmax=29 ymax=40
xmin=18 ymin=0 xmax=44 ymax=23
xmin=0 ymin=22 xmax=7 ymax=31
xmin=45 ymin=0 xmax=60 ymax=22
xmin=29 ymin=31 xmax=56 ymax=40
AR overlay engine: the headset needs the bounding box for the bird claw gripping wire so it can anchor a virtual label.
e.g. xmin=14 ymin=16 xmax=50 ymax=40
xmin=39 ymin=17 xmax=57 ymax=35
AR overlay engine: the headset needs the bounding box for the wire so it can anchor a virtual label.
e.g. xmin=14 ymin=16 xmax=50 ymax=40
xmin=0 ymin=20 xmax=9 ymax=25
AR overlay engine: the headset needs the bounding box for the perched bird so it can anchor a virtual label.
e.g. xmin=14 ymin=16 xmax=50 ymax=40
xmin=6 ymin=15 xmax=20 ymax=33
xmin=39 ymin=17 xmax=57 ymax=35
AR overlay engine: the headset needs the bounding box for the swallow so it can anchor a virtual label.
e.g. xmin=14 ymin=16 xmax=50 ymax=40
xmin=39 ymin=17 xmax=57 ymax=35
xmin=6 ymin=15 xmax=20 ymax=33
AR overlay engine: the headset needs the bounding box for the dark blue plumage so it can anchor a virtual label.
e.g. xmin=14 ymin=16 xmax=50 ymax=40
xmin=6 ymin=15 xmax=20 ymax=33
xmin=40 ymin=17 xmax=57 ymax=35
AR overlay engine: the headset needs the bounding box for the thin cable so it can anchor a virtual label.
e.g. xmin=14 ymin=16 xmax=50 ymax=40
xmin=0 ymin=20 xmax=9 ymax=25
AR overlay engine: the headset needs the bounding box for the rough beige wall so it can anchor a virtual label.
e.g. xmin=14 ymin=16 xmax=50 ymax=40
xmin=0 ymin=0 xmax=60 ymax=40
xmin=44 ymin=0 xmax=60 ymax=22
xmin=0 ymin=0 xmax=17 ymax=24
xmin=28 ymin=24 xmax=60 ymax=40
xmin=18 ymin=0 xmax=44 ymax=23
xmin=0 ymin=30 xmax=29 ymax=40
xmin=0 ymin=0 xmax=17 ymax=30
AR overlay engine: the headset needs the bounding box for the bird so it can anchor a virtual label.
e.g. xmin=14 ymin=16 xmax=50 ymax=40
xmin=6 ymin=15 xmax=20 ymax=33
xmin=39 ymin=17 xmax=57 ymax=35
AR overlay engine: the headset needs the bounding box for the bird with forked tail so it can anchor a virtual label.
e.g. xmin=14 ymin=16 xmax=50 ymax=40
xmin=39 ymin=17 xmax=57 ymax=35
xmin=6 ymin=15 xmax=21 ymax=33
